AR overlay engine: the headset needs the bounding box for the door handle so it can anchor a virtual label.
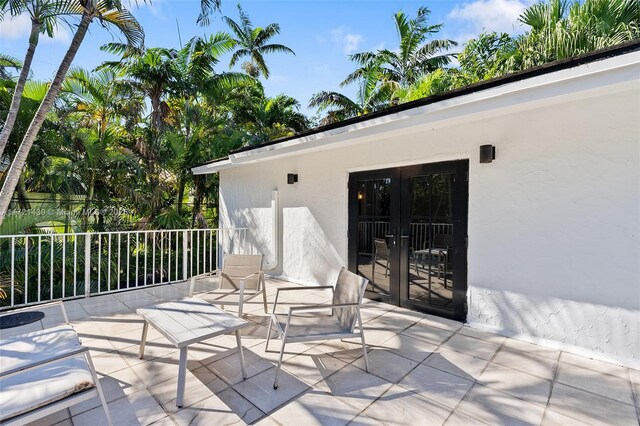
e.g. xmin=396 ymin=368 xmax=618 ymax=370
xmin=399 ymin=229 xmax=410 ymax=247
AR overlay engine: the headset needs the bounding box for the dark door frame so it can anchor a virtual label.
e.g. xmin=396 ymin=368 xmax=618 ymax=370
xmin=347 ymin=168 xmax=401 ymax=307
xmin=348 ymin=160 xmax=469 ymax=321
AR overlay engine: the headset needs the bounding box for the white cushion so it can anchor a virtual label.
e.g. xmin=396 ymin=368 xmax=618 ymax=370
xmin=0 ymin=325 xmax=95 ymax=421
xmin=0 ymin=325 xmax=82 ymax=374
xmin=0 ymin=357 xmax=95 ymax=421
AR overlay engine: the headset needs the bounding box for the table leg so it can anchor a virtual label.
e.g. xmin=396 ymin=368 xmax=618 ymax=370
xmin=138 ymin=321 xmax=148 ymax=359
xmin=235 ymin=330 xmax=247 ymax=379
xmin=176 ymin=346 xmax=188 ymax=407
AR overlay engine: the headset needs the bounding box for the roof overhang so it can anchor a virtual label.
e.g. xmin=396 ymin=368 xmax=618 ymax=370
xmin=192 ymin=43 xmax=640 ymax=176
xmin=191 ymin=158 xmax=233 ymax=174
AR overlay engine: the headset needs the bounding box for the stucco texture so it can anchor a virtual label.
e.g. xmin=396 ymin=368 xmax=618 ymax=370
xmin=218 ymin=59 xmax=640 ymax=367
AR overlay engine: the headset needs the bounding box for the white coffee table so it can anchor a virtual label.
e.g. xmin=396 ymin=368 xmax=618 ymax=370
xmin=137 ymin=297 xmax=250 ymax=407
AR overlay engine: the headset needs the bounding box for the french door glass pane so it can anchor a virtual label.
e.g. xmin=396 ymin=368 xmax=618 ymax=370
xmin=356 ymin=178 xmax=391 ymax=295
xmin=408 ymin=173 xmax=454 ymax=310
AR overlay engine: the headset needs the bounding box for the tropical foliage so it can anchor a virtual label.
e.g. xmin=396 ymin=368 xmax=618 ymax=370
xmin=0 ymin=0 xmax=638 ymax=234
xmin=224 ymin=4 xmax=295 ymax=78
xmin=0 ymin=2 xmax=304 ymax=232
xmin=396 ymin=0 xmax=640 ymax=103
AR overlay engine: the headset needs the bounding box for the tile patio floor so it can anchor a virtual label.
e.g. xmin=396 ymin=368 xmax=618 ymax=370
xmin=3 ymin=276 xmax=639 ymax=426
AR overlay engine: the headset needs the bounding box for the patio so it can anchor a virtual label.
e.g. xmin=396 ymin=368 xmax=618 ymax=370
xmin=4 ymin=276 xmax=639 ymax=426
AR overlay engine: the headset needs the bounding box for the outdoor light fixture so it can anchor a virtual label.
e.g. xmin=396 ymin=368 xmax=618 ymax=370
xmin=479 ymin=144 xmax=496 ymax=163
xmin=287 ymin=173 xmax=298 ymax=184
xmin=357 ymin=192 xmax=363 ymax=200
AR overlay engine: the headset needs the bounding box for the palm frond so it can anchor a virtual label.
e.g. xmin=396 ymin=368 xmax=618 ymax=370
xmin=197 ymin=0 xmax=221 ymax=26
xmin=229 ymin=48 xmax=250 ymax=67
xmin=98 ymin=4 xmax=145 ymax=49
xmin=259 ymin=44 xmax=295 ymax=56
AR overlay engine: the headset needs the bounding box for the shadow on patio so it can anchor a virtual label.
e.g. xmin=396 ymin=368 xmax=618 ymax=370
xmin=1 ymin=276 xmax=638 ymax=425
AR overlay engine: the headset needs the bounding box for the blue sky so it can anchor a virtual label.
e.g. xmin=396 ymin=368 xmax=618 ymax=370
xmin=0 ymin=0 xmax=533 ymax=115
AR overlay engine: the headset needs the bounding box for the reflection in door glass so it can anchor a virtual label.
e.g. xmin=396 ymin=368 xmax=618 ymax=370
xmin=408 ymin=174 xmax=454 ymax=310
xmin=356 ymin=178 xmax=391 ymax=295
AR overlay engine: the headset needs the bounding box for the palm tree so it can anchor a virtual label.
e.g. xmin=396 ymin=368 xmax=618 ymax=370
xmin=169 ymin=33 xmax=251 ymax=213
xmin=224 ymin=4 xmax=294 ymax=78
xmin=253 ymin=94 xmax=309 ymax=140
xmin=310 ymin=52 xmax=392 ymax=125
xmin=105 ymin=47 xmax=179 ymax=132
xmin=516 ymin=0 xmax=640 ymax=69
xmin=0 ymin=0 xmax=144 ymax=225
xmin=350 ymin=7 xmax=457 ymax=91
xmin=227 ymin=83 xmax=308 ymax=142
xmin=62 ymin=67 xmax=144 ymax=140
xmin=310 ymin=6 xmax=456 ymax=122
xmin=0 ymin=80 xmax=49 ymax=211
xmin=0 ymin=0 xmax=95 ymax=159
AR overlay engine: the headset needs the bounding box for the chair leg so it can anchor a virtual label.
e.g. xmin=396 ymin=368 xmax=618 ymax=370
xmin=262 ymin=288 xmax=268 ymax=314
xmin=265 ymin=316 xmax=274 ymax=352
xmin=273 ymin=337 xmax=287 ymax=389
xmin=360 ymin=331 xmax=370 ymax=372
xmin=85 ymin=352 xmax=113 ymax=426
xmin=138 ymin=321 xmax=148 ymax=359
xmin=235 ymin=330 xmax=247 ymax=380
xmin=238 ymin=282 xmax=245 ymax=317
xmin=356 ymin=310 xmax=369 ymax=372
xmin=372 ymin=255 xmax=375 ymax=279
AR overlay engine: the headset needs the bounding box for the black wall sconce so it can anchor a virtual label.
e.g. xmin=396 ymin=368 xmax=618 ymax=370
xmin=479 ymin=144 xmax=496 ymax=163
xmin=287 ymin=173 xmax=298 ymax=184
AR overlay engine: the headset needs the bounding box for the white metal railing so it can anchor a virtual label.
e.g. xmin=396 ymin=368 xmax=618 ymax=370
xmin=0 ymin=228 xmax=247 ymax=310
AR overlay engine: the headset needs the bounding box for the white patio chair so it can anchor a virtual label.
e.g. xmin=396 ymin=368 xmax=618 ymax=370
xmin=0 ymin=303 xmax=112 ymax=426
xmin=190 ymin=253 xmax=267 ymax=317
xmin=265 ymin=268 xmax=369 ymax=389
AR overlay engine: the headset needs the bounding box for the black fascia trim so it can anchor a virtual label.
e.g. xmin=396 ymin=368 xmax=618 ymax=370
xmin=195 ymin=40 xmax=640 ymax=169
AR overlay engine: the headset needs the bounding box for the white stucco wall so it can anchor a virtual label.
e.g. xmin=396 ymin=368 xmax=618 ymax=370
xmin=217 ymin=56 xmax=640 ymax=367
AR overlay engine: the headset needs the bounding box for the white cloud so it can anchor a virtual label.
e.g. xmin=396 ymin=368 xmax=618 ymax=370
xmin=330 ymin=27 xmax=364 ymax=54
xmin=343 ymin=33 xmax=363 ymax=54
xmin=0 ymin=13 xmax=71 ymax=44
xmin=0 ymin=14 xmax=30 ymax=39
xmin=448 ymin=0 xmax=533 ymax=38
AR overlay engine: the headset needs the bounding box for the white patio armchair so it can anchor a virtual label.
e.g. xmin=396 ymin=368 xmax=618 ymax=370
xmin=190 ymin=254 xmax=267 ymax=317
xmin=0 ymin=303 xmax=111 ymax=426
xmin=265 ymin=268 xmax=370 ymax=389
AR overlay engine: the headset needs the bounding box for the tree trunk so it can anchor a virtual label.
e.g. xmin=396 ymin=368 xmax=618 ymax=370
xmin=82 ymin=174 xmax=95 ymax=231
xmin=176 ymin=175 xmax=185 ymax=214
xmin=16 ymin=174 xmax=31 ymax=210
xmin=0 ymin=11 xmax=95 ymax=225
xmin=191 ymin=175 xmax=204 ymax=227
xmin=0 ymin=20 xmax=41 ymax=159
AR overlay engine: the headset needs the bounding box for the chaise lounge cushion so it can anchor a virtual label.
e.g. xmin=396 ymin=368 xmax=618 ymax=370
xmin=0 ymin=325 xmax=96 ymax=421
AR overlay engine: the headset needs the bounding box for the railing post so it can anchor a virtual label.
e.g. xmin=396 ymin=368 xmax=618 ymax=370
xmin=182 ymin=230 xmax=188 ymax=281
xmin=84 ymin=234 xmax=91 ymax=298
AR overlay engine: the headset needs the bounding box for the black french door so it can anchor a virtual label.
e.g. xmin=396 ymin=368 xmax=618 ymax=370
xmin=348 ymin=160 xmax=468 ymax=321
